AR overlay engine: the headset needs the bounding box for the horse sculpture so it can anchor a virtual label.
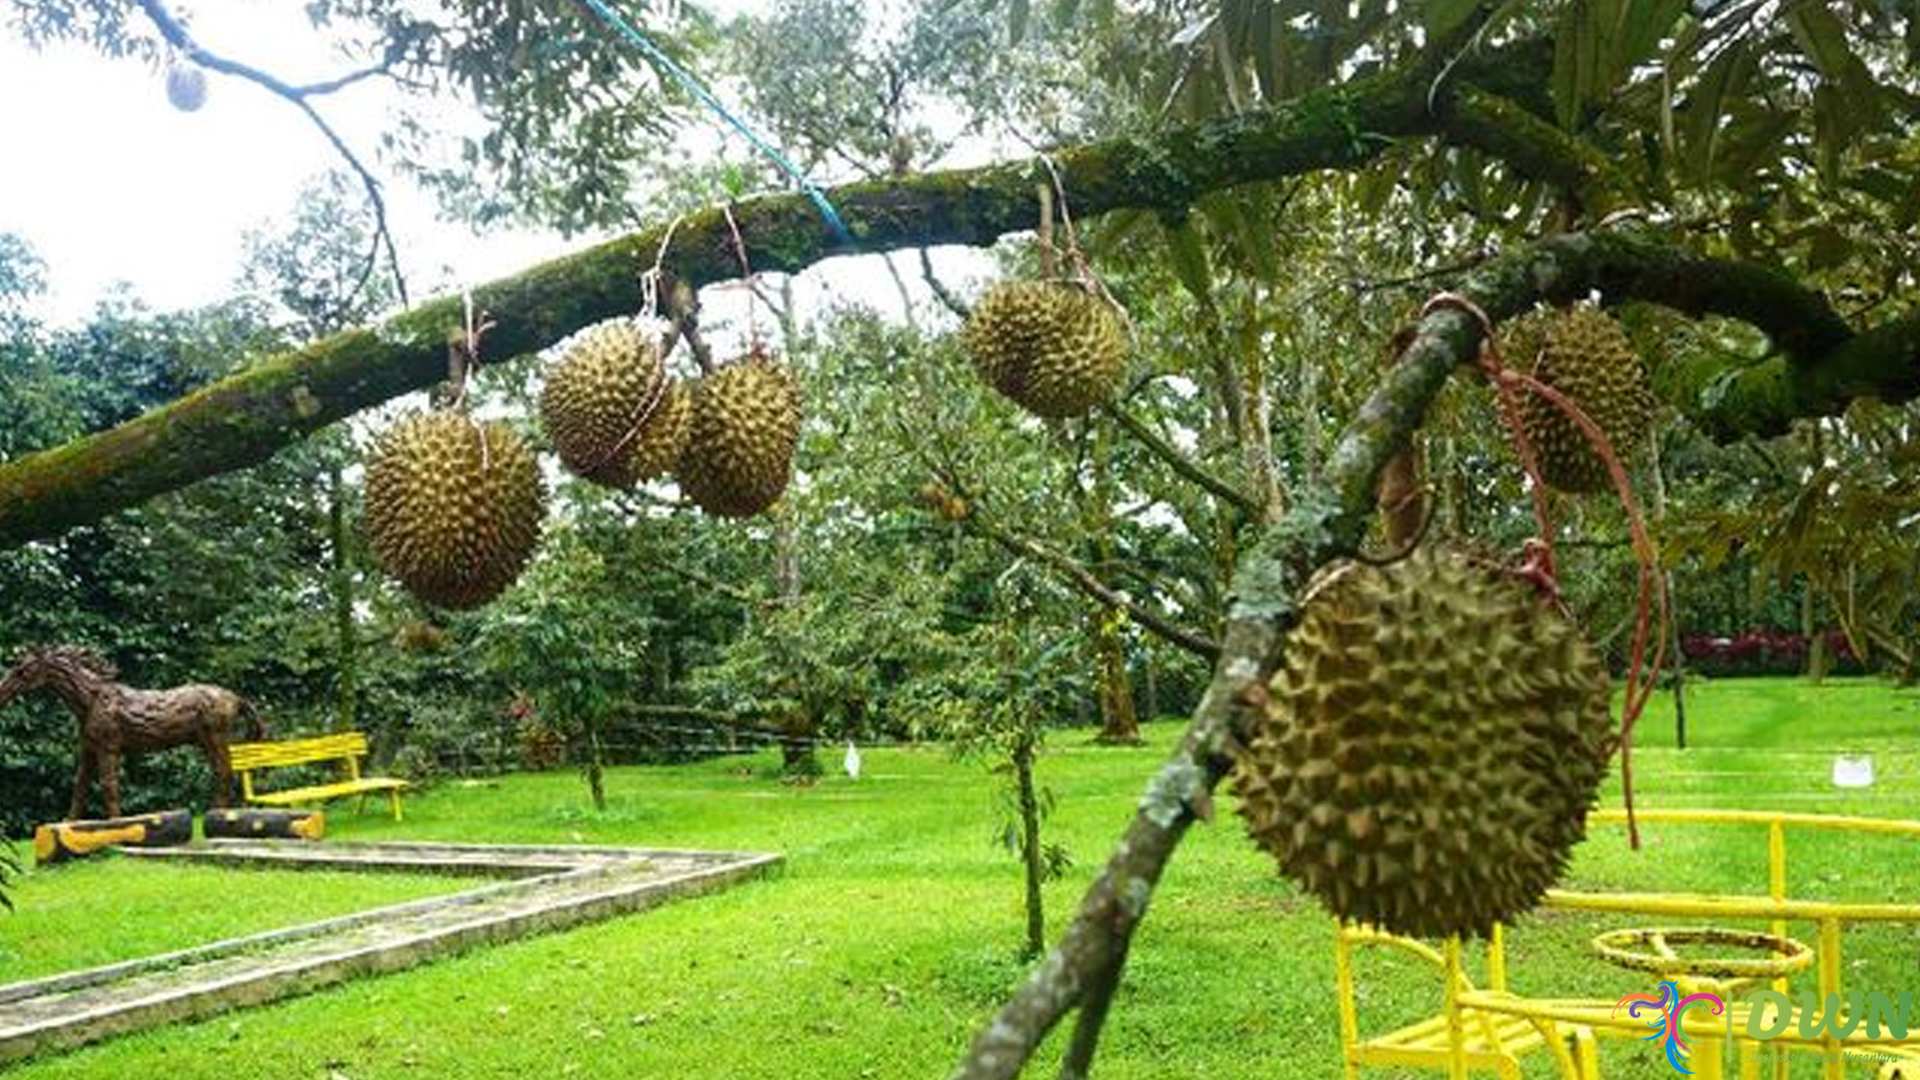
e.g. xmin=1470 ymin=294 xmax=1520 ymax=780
xmin=0 ymin=646 xmax=263 ymax=820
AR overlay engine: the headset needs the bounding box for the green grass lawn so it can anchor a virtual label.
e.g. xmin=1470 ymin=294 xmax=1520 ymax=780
xmin=0 ymin=861 xmax=469 ymax=983
xmin=5 ymin=675 xmax=1920 ymax=1079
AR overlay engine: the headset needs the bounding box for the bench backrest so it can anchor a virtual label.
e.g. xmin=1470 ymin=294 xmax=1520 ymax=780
xmin=230 ymin=732 xmax=370 ymax=773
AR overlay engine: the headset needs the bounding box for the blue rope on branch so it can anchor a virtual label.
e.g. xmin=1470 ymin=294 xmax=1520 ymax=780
xmin=567 ymin=0 xmax=857 ymax=249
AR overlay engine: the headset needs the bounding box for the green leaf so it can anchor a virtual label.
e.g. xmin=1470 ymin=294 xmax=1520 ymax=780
xmin=1551 ymin=1 xmax=1588 ymax=131
xmin=1805 ymin=226 xmax=1853 ymax=272
xmin=1786 ymin=4 xmax=1854 ymax=80
xmin=1682 ymin=41 xmax=1748 ymax=180
xmin=1160 ymin=219 xmax=1215 ymax=303
xmin=1210 ymin=197 xmax=1281 ymax=282
xmin=1618 ymin=0 xmax=1687 ymax=73
xmin=1008 ymin=0 xmax=1030 ymax=44
xmin=1422 ymin=0 xmax=1483 ymax=42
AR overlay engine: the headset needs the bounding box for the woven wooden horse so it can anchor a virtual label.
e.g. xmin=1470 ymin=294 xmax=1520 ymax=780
xmin=0 ymin=646 xmax=262 ymax=819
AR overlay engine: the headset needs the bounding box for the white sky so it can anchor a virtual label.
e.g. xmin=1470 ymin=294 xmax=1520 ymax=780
xmin=0 ymin=0 xmax=981 ymax=329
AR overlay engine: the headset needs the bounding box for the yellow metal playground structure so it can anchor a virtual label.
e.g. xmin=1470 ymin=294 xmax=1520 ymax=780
xmin=1335 ymin=809 xmax=1920 ymax=1080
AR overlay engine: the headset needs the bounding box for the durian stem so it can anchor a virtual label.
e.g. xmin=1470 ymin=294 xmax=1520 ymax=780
xmin=918 ymin=248 xmax=972 ymax=320
xmin=664 ymin=279 xmax=718 ymax=376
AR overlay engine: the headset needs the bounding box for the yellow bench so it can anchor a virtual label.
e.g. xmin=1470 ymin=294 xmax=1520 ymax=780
xmin=229 ymin=732 xmax=407 ymax=822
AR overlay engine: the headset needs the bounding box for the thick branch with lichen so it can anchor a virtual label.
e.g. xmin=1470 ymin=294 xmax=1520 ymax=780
xmin=0 ymin=32 xmax=1913 ymax=547
xmin=0 ymin=35 xmax=1552 ymax=551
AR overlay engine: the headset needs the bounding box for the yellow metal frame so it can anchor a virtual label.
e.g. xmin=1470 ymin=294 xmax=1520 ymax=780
xmin=1335 ymin=809 xmax=1920 ymax=1080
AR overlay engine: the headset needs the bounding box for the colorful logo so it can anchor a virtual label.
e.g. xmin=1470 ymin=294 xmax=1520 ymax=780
xmin=1614 ymin=981 xmax=1728 ymax=1074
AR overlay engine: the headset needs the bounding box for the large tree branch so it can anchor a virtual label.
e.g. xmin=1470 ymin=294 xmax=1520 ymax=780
xmin=947 ymin=218 xmax=1880 ymax=1078
xmin=0 ymin=35 xmax=1552 ymax=551
xmin=1439 ymin=87 xmax=1629 ymax=216
xmin=0 ymin=34 xmax=1912 ymax=547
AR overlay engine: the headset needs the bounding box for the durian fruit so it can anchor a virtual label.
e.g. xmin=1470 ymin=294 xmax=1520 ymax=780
xmin=675 ymin=354 xmax=802 ymax=518
xmin=1516 ymin=305 xmax=1655 ymax=494
xmin=165 ymin=63 xmax=207 ymax=112
xmin=364 ymin=412 xmax=546 ymax=610
xmin=919 ymin=481 xmax=970 ymax=523
xmin=540 ymin=320 xmax=691 ymax=489
xmin=1231 ymin=549 xmax=1614 ymax=939
xmin=962 ymin=281 xmax=1124 ymax=418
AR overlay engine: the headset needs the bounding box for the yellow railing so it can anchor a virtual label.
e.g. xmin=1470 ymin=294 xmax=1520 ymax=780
xmin=1336 ymin=808 xmax=1920 ymax=1080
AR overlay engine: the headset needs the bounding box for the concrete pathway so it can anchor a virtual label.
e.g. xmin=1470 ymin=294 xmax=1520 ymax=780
xmin=0 ymin=840 xmax=780 ymax=1064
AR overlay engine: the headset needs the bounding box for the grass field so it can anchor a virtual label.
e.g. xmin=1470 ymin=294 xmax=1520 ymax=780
xmin=4 ymin=675 xmax=1919 ymax=1079
xmin=0 ymin=861 xmax=468 ymax=982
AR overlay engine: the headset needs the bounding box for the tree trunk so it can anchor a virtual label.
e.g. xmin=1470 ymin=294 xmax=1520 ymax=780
xmin=1092 ymin=607 xmax=1140 ymax=744
xmin=586 ymin=725 xmax=608 ymax=811
xmin=1803 ymin=583 xmax=1829 ymax=683
xmin=1014 ymin=736 xmax=1045 ymax=959
xmin=327 ymin=463 xmax=357 ymax=734
xmin=1083 ymin=426 xmax=1140 ymax=745
xmin=780 ymin=730 xmax=821 ymax=779
xmin=1668 ymin=571 xmax=1688 ymax=749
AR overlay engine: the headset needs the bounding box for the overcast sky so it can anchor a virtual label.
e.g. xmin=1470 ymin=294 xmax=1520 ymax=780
xmin=0 ymin=1 xmax=970 ymax=330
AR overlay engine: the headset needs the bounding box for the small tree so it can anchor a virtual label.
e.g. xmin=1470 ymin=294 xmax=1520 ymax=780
xmin=909 ymin=591 xmax=1080 ymax=958
xmin=477 ymin=532 xmax=642 ymax=810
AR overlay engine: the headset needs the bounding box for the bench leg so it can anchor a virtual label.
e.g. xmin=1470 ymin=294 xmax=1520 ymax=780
xmin=390 ymin=789 xmax=403 ymax=822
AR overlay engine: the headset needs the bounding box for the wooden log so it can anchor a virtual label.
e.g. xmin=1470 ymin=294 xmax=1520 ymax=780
xmin=32 ymin=810 xmax=192 ymax=865
xmin=203 ymin=807 xmax=326 ymax=841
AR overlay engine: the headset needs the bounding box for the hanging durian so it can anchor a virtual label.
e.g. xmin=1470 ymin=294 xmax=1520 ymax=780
xmin=363 ymin=412 xmax=546 ymax=610
xmin=1230 ymin=548 xmax=1614 ymax=939
xmin=1516 ymin=304 xmax=1655 ymax=494
xmin=962 ymin=280 xmax=1124 ymax=418
xmin=675 ymin=352 xmax=802 ymax=518
xmin=540 ymin=319 xmax=690 ymax=489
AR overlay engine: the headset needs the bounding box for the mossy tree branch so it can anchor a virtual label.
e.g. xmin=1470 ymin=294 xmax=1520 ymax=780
xmin=0 ymin=35 xmax=1556 ymax=550
xmin=1 ymin=34 xmax=1915 ymax=547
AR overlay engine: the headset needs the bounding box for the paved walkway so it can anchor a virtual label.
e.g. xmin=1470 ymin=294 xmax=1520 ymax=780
xmin=0 ymin=840 xmax=780 ymax=1064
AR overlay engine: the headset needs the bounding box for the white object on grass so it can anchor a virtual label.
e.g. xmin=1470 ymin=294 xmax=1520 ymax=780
xmin=844 ymin=740 xmax=863 ymax=780
xmin=1832 ymin=754 xmax=1875 ymax=788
